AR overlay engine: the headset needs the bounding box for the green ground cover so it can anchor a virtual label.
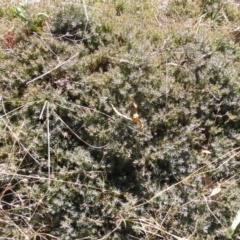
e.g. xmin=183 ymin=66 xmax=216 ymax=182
xmin=1 ymin=0 xmax=240 ymax=239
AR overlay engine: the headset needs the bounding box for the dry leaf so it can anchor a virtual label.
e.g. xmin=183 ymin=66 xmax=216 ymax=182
xmin=110 ymin=98 xmax=144 ymax=129
xmin=202 ymin=175 xmax=221 ymax=201
xmin=209 ymin=183 xmax=221 ymax=197
xmin=202 ymin=175 xmax=213 ymax=189
xmin=131 ymin=98 xmax=144 ymax=129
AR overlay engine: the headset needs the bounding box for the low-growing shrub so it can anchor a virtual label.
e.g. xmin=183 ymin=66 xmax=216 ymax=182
xmin=0 ymin=0 xmax=240 ymax=239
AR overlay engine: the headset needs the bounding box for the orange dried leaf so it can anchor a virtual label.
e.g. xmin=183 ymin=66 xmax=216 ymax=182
xmin=110 ymin=98 xmax=144 ymax=129
xmin=132 ymin=116 xmax=144 ymax=129
xmin=131 ymin=98 xmax=143 ymax=129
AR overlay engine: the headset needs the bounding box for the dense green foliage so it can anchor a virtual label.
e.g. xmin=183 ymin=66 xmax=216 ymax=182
xmin=1 ymin=0 xmax=240 ymax=239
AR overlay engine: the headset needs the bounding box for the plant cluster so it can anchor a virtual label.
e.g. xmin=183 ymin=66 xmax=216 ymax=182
xmin=1 ymin=0 xmax=240 ymax=239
